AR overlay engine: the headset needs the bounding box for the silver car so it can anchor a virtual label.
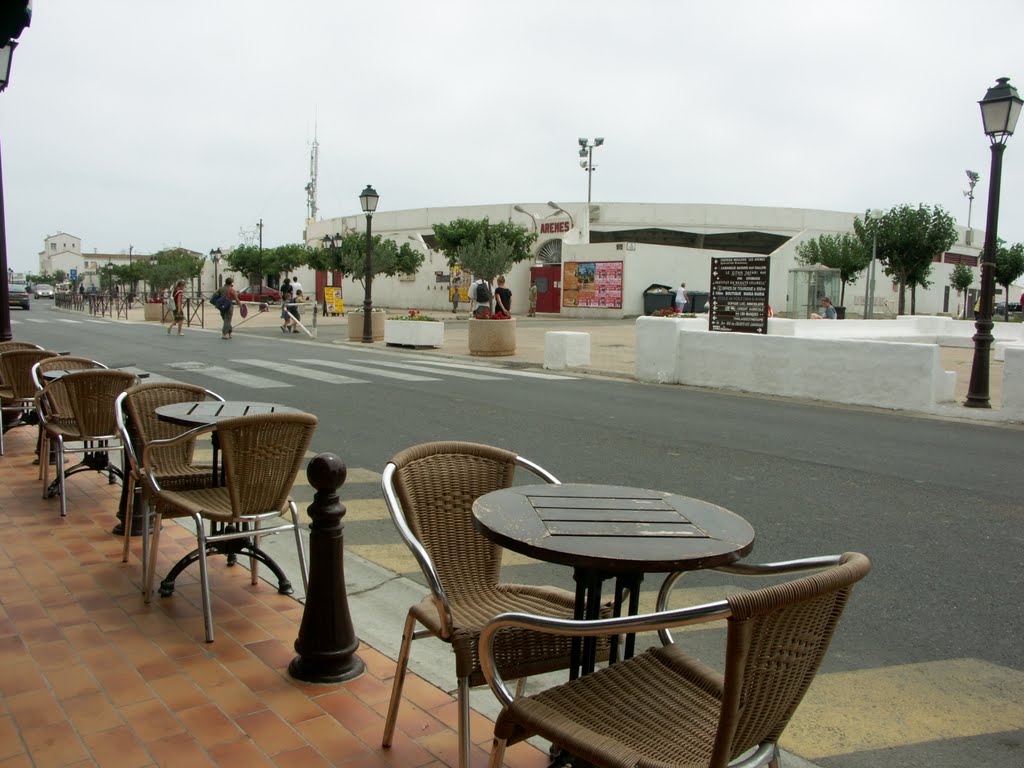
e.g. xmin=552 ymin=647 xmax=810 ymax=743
xmin=33 ymin=283 xmax=54 ymax=299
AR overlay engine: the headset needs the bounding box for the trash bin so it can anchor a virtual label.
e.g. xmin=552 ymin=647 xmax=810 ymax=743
xmin=835 ymin=306 xmax=846 ymax=320
xmin=688 ymin=291 xmax=709 ymax=313
xmin=643 ymin=284 xmax=675 ymax=315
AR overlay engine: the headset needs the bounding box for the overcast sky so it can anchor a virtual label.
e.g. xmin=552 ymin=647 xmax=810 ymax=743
xmin=2 ymin=0 xmax=1023 ymax=274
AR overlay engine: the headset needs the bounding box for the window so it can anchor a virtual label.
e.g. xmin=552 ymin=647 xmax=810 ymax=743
xmin=50 ymin=243 xmax=56 ymax=251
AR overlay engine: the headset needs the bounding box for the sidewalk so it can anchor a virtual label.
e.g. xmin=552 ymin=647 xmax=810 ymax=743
xmin=0 ymin=425 xmax=550 ymax=767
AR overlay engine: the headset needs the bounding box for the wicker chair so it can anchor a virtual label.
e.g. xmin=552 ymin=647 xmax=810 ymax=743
xmin=381 ymin=441 xmax=611 ymax=768
xmin=0 ymin=349 xmax=58 ymax=455
xmin=115 ymin=382 xmax=225 ymax=579
xmin=37 ymin=369 xmax=137 ymax=517
xmin=0 ymin=340 xmax=43 ymax=353
xmin=32 ymin=356 xmax=108 ymax=478
xmin=481 ymin=552 xmax=872 ymax=768
xmin=141 ymin=412 xmax=316 ymax=642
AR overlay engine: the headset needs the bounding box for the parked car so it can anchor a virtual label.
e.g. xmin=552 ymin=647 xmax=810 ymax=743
xmin=32 ymin=283 xmax=54 ymax=299
xmin=237 ymin=286 xmax=280 ymax=304
xmin=994 ymin=301 xmax=1022 ymax=316
xmin=8 ymin=283 xmax=30 ymax=310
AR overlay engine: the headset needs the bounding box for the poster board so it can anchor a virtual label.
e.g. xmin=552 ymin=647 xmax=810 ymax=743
xmin=323 ymin=286 xmax=345 ymax=316
xmin=709 ymin=256 xmax=770 ymax=333
xmin=562 ymin=261 xmax=623 ymax=308
xmin=449 ymin=265 xmax=470 ymax=304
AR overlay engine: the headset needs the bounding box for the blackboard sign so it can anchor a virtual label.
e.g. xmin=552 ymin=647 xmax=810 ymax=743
xmin=709 ymin=256 xmax=770 ymax=334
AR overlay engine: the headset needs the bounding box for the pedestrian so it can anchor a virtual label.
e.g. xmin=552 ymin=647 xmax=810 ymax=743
xmin=290 ymin=289 xmax=305 ymax=334
xmin=78 ymin=283 xmax=84 ymax=296
xmin=167 ymin=279 xmax=186 ymax=336
xmin=494 ymin=275 xmax=512 ymax=317
xmin=973 ymin=296 xmax=981 ymax=320
xmin=280 ymin=277 xmax=294 ymax=332
xmin=528 ymin=278 xmax=538 ymax=317
xmin=811 ymin=296 xmax=837 ymax=320
xmin=468 ymin=274 xmax=492 ymax=316
xmin=214 ymin=277 xmax=239 ymax=339
xmin=674 ymin=281 xmax=689 ymax=312
xmin=290 ymin=275 xmax=303 ymax=295
xmin=451 ymin=278 xmax=461 ymax=314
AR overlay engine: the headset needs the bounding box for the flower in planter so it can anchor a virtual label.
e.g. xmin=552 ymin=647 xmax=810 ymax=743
xmin=651 ymin=308 xmax=681 ymax=317
xmin=472 ymin=307 xmax=512 ymax=320
xmin=395 ymin=309 xmax=439 ymax=322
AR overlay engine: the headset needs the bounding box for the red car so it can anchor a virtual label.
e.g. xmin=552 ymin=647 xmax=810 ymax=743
xmin=236 ymin=286 xmax=280 ymax=304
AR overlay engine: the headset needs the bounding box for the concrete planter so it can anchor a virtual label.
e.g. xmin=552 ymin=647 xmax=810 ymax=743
xmin=347 ymin=311 xmax=386 ymax=341
xmin=468 ymin=317 xmax=516 ymax=356
xmin=144 ymin=302 xmax=164 ymax=322
xmin=385 ymin=319 xmax=444 ymax=348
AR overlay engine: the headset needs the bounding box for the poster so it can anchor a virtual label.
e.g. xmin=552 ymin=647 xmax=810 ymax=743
xmin=562 ymin=261 xmax=623 ymax=308
xmin=323 ymin=286 xmax=345 ymax=316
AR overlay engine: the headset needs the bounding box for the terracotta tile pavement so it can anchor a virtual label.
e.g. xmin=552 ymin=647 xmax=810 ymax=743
xmin=0 ymin=429 xmax=550 ymax=767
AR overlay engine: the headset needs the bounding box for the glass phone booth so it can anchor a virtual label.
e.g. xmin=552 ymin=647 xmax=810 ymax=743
xmin=787 ymin=266 xmax=841 ymax=318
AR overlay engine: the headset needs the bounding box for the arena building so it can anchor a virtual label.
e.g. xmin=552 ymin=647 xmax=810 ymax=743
xmin=306 ymin=201 xmax=984 ymax=319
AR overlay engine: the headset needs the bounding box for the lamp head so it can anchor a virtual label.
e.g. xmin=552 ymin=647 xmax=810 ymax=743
xmin=979 ymin=77 xmax=1023 ymax=144
xmin=594 ymin=137 xmax=604 ymax=146
xmin=547 ymin=201 xmax=561 ymax=211
xmin=513 ymin=205 xmax=526 ymax=213
xmin=966 ymin=170 xmax=980 ymax=184
xmin=359 ymin=184 xmax=379 ymax=214
xmin=578 ymin=137 xmax=587 ymax=147
xmin=0 ymin=41 xmax=17 ymax=93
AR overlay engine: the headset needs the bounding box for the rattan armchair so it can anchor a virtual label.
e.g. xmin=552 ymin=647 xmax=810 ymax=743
xmin=141 ymin=411 xmax=316 ymax=642
xmin=481 ymin=552 xmax=871 ymax=768
xmin=115 ymin=382 xmax=225 ymax=579
xmin=0 ymin=348 xmax=58 ymax=455
xmin=0 ymin=340 xmax=43 ymax=353
xmin=37 ymin=369 xmax=137 ymax=517
xmin=32 ymin=356 xmax=108 ymax=477
xmin=380 ymin=441 xmax=611 ymax=768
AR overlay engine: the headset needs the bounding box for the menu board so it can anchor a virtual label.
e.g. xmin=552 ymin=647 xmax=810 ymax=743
xmin=709 ymin=256 xmax=770 ymax=333
xmin=562 ymin=261 xmax=623 ymax=308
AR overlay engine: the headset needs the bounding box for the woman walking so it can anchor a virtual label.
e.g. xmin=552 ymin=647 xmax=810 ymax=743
xmin=215 ymin=277 xmax=239 ymax=339
xmin=167 ymin=279 xmax=186 ymax=335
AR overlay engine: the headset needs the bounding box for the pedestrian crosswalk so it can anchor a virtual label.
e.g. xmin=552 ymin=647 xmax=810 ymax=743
xmin=164 ymin=355 xmax=577 ymax=389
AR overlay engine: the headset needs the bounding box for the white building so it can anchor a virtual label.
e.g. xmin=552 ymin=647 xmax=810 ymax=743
xmin=305 ymin=202 xmax=987 ymax=319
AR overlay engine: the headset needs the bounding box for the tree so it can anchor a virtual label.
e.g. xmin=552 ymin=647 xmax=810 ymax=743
xmin=948 ymin=263 xmax=974 ymax=319
xmin=224 ymin=244 xmax=275 ymax=288
xmin=146 ymin=248 xmax=204 ymax=297
xmin=307 ymin=233 xmax=423 ymax=287
xmin=795 ymin=233 xmax=871 ymax=307
xmin=992 ymin=239 xmax=1024 ymax=320
xmin=856 ymin=204 xmax=957 ymax=315
xmin=431 ymin=217 xmax=537 ymax=279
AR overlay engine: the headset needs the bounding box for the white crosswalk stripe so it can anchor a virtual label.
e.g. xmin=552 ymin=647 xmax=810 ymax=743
xmin=347 ymin=358 xmax=505 ymax=381
xmin=166 ymin=361 xmax=289 ymax=388
xmin=293 ymin=358 xmax=441 ymax=382
xmin=56 ymin=319 xmax=84 ymax=324
xmin=379 ymin=357 xmax=576 ymax=380
xmin=235 ymin=358 xmax=368 ymax=384
xmin=24 ymin=318 xmax=48 ymax=323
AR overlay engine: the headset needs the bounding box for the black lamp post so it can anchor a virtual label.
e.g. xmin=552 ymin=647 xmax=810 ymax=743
xmin=209 ymin=248 xmax=221 ymax=290
xmin=0 ymin=41 xmax=18 ymax=342
xmin=359 ymin=185 xmax=379 ymax=343
xmin=965 ymin=77 xmax=1022 ymax=409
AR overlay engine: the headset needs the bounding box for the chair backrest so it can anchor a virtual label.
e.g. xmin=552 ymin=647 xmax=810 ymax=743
xmin=216 ymin=412 xmax=317 ymax=517
xmin=32 ymin=356 xmax=107 ymax=391
xmin=119 ymin=381 xmax=223 ymax=472
xmin=60 ymin=369 xmax=138 ymax=439
xmin=386 ymin=441 xmax=531 ymax=599
xmin=0 ymin=350 xmax=58 ymax=399
xmin=0 ymin=341 xmax=43 ymax=353
xmin=715 ymin=551 xmax=871 ymax=765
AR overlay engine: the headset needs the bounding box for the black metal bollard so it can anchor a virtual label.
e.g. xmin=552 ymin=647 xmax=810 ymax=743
xmin=288 ymin=453 xmax=366 ymax=683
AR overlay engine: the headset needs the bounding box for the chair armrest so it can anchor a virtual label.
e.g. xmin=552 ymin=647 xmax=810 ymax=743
xmin=480 ymin=600 xmax=732 ymax=708
xmin=514 ymin=454 xmax=560 ymax=484
xmin=381 ymin=462 xmax=455 ymax=635
xmin=654 ymin=554 xmax=846 ymax=645
xmin=141 ymin=422 xmax=216 ymax=495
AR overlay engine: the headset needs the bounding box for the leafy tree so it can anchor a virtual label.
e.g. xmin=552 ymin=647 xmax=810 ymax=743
xmin=268 ymin=244 xmax=313 ymax=278
xmin=948 ymin=264 xmax=974 ymax=319
xmin=145 ymin=248 xmax=204 ymax=297
xmin=223 ymin=244 xmax=274 ymax=288
xmin=307 ymin=233 xmax=423 ymax=286
xmin=795 ymin=233 xmax=871 ymax=307
xmin=431 ymin=217 xmax=537 ymax=279
xmin=992 ymin=239 xmax=1024 ymax=320
xmin=856 ymin=204 xmax=957 ymax=315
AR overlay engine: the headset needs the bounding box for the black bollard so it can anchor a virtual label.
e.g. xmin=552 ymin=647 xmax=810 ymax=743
xmin=288 ymin=453 xmax=366 ymax=683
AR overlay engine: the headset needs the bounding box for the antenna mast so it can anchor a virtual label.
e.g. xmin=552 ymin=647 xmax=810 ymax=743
xmin=306 ymin=126 xmax=319 ymax=222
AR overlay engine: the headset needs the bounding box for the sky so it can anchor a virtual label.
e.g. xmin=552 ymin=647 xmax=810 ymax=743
xmin=2 ymin=0 xmax=1023 ymax=274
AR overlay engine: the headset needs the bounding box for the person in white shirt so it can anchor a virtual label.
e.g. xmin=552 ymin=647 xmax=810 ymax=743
xmin=289 ymin=275 xmax=303 ymax=294
xmin=468 ymin=275 xmax=492 ymax=314
xmin=674 ymin=282 xmax=689 ymax=311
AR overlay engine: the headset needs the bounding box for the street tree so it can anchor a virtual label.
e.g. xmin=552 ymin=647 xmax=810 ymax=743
xmin=307 ymin=233 xmax=423 ymax=287
xmin=431 ymin=217 xmax=537 ymax=281
xmin=795 ymin=232 xmax=871 ymax=307
xmin=948 ymin=263 xmax=974 ymax=319
xmin=992 ymin=239 xmax=1024 ymax=320
xmin=224 ymin=244 xmax=275 ymax=288
xmin=856 ymin=204 xmax=957 ymax=315
xmin=269 ymin=244 xmax=313 ymax=279
xmin=145 ymin=248 xmax=204 ymax=297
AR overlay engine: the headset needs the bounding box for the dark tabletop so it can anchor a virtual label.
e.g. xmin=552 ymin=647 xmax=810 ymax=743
xmin=473 ymin=483 xmax=755 ymax=575
xmin=154 ymin=401 xmax=301 ymax=427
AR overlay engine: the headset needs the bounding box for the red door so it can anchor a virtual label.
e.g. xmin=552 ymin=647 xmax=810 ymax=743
xmin=531 ymin=265 xmax=561 ymax=314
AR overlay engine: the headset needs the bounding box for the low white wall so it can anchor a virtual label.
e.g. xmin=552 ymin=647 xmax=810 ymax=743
xmin=1002 ymin=347 xmax=1024 ymax=421
xmin=635 ymin=317 xmax=955 ymax=411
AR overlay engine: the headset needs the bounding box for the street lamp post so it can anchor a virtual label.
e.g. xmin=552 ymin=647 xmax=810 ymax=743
xmin=862 ymin=209 xmax=883 ymax=319
xmin=965 ymin=77 xmax=1022 ymax=409
xmin=359 ymin=185 xmax=379 ymax=343
xmin=578 ymin=137 xmax=603 ymax=243
xmin=209 ymin=248 xmax=222 ymax=291
xmin=0 ymin=41 xmax=18 ymax=341
xmin=513 ymin=205 xmax=538 ymax=232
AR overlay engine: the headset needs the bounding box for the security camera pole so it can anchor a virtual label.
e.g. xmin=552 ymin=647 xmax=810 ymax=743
xmin=578 ymin=137 xmax=604 ymax=243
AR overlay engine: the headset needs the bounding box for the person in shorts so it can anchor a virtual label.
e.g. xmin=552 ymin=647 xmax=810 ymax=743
xmin=167 ymin=279 xmax=186 ymax=336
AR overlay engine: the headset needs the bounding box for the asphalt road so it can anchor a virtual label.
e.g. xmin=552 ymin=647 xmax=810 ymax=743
xmin=14 ymin=311 xmax=1024 ymax=767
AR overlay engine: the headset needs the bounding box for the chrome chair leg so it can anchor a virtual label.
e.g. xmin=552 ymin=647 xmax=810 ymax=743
xmin=457 ymin=675 xmax=471 ymax=768
xmin=57 ymin=437 xmax=67 ymax=518
xmin=121 ymin=474 xmax=136 ymax=563
xmin=289 ymin=501 xmax=309 ymax=592
xmin=143 ymin=509 xmax=163 ymax=603
xmin=382 ymin=611 xmax=418 ymax=748
xmin=193 ymin=512 xmax=214 ymax=643
xmin=487 ymin=736 xmax=508 ymax=768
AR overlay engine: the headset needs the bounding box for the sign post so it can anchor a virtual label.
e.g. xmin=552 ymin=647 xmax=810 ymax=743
xmin=709 ymin=256 xmax=771 ymax=334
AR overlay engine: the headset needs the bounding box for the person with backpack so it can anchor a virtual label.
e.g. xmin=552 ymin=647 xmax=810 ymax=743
xmin=469 ymin=274 xmax=492 ymax=316
xmin=212 ymin=277 xmax=239 ymax=339
xmin=280 ymin=277 xmax=294 ymax=332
